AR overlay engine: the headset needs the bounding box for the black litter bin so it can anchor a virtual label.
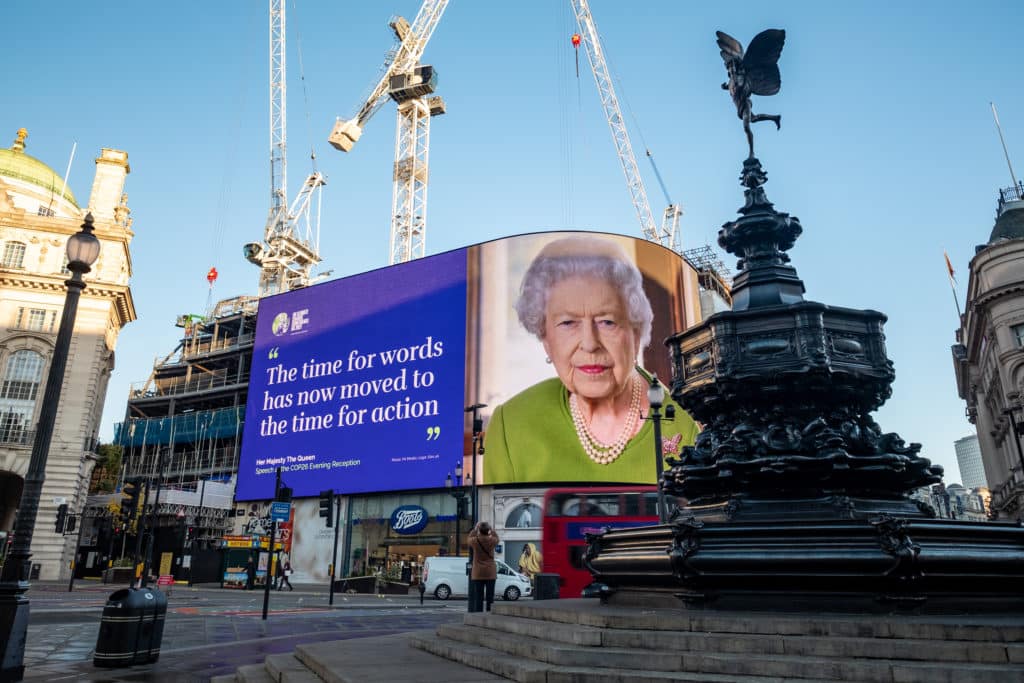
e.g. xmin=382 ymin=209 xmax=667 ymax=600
xmin=93 ymin=586 xmax=167 ymax=667
xmin=533 ymin=573 xmax=560 ymax=600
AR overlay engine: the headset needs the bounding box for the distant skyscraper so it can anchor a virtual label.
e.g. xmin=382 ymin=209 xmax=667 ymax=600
xmin=954 ymin=434 xmax=986 ymax=490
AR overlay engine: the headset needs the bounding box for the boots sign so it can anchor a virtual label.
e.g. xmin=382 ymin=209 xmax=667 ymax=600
xmin=390 ymin=505 xmax=428 ymax=535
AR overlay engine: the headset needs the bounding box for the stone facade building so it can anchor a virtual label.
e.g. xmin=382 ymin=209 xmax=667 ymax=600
xmin=0 ymin=129 xmax=135 ymax=579
xmin=953 ymin=182 xmax=1024 ymax=520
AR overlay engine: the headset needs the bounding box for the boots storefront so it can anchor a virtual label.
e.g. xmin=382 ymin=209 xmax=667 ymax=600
xmin=343 ymin=492 xmax=464 ymax=584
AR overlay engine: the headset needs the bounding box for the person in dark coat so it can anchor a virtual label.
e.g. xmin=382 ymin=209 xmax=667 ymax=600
xmin=468 ymin=522 xmax=499 ymax=612
xmin=245 ymin=558 xmax=255 ymax=590
xmin=278 ymin=560 xmax=294 ymax=591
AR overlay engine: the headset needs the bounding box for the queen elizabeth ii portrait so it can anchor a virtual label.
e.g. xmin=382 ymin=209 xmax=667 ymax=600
xmin=482 ymin=235 xmax=698 ymax=484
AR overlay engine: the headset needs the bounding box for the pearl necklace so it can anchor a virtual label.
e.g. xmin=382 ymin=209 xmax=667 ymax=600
xmin=569 ymin=374 xmax=642 ymax=465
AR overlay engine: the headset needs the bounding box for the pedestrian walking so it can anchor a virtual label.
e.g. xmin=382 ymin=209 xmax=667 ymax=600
xmin=245 ymin=558 xmax=255 ymax=590
xmin=278 ymin=560 xmax=294 ymax=591
xmin=468 ymin=522 xmax=499 ymax=612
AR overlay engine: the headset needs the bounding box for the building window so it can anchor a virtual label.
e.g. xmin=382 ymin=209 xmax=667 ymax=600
xmin=37 ymin=205 xmax=55 ymax=217
xmin=0 ymin=350 xmax=44 ymax=445
xmin=1013 ymin=323 xmax=1024 ymax=348
xmin=26 ymin=310 xmax=46 ymax=331
xmin=2 ymin=242 xmax=26 ymax=269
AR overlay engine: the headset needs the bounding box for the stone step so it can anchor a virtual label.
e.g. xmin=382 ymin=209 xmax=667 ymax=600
xmin=296 ymin=630 xmax=507 ymax=682
xmin=236 ymin=663 xmax=275 ymax=683
xmin=434 ymin=623 xmax=1024 ymax=683
xmin=209 ymin=676 xmax=237 ymax=683
xmin=265 ymin=652 xmax=323 ymax=683
xmin=410 ymin=633 xmax=833 ymax=683
xmin=470 ymin=611 xmax=1016 ymax=664
xmin=493 ymin=600 xmax=1024 ymax=643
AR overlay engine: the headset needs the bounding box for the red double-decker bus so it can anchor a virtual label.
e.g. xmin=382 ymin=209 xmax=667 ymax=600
xmin=541 ymin=486 xmax=666 ymax=599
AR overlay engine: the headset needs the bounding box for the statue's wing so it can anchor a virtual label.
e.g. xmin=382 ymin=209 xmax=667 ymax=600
xmin=743 ymin=29 xmax=785 ymax=96
xmin=715 ymin=30 xmax=744 ymax=63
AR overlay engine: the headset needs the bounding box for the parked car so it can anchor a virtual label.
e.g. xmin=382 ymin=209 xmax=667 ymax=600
xmin=421 ymin=556 xmax=533 ymax=601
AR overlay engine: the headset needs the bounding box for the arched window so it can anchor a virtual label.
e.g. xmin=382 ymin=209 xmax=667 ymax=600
xmin=2 ymin=242 xmax=26 ymax=269
xmin=0 ymin=350 xmax=44 ymax=445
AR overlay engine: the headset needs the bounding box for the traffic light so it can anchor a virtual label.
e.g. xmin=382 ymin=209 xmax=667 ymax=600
xmin=121 ymin=479 xmax=140 ymax=524
xmin=65 ymin=514 xmax=76 ymax=534
xmin=318 ymin=489 xmax=334 ymax=527
xmin=54 ymin=503 xmax=68 ymax=534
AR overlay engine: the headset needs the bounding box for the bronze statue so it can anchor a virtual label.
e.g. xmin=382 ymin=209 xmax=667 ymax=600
xmin=717 ymin=29 xmax=785 ymax=158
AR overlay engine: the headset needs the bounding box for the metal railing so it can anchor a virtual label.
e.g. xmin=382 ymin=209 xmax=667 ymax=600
xmin=129 ymin=371 xmax=251 ymax=399
xmin=998 ymin=182 xmax=1024 ymax=213
xmin=182 ymin=333 xmax=255 ymax=360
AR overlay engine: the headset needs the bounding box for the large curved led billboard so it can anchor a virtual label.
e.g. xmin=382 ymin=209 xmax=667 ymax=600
xmin=236 ymin=231 xmax=701 ymax=500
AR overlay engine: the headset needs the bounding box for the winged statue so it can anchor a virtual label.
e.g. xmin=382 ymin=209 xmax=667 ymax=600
xmin=716 ymin=29 xmax=786 ymax=158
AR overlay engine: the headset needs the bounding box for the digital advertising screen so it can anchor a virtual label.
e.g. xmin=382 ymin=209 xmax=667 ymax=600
xmin=236 ymin=231 xmax=701 ymax=499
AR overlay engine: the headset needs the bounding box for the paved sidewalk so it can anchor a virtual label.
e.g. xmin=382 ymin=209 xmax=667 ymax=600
xmin=20 ymin=579 xmax=466 ymax=681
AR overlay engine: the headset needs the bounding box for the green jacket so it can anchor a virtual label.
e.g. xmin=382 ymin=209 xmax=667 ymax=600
xmin=483 ymin=375 xmax=698 ymax=485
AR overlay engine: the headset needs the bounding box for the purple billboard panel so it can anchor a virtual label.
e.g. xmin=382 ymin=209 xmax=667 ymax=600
xmin=237 ymin=250 xmax=468 ymax=500
xmin=238 ymin=231 xmax=703 ymax=498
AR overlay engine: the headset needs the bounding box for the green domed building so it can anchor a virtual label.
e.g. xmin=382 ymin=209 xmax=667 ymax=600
xmin=0 ymin=128 xmax=136 ymax=581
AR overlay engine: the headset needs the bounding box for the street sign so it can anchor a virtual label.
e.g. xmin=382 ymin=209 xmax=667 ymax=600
xmin=270 ymin=501 xmax=291 ymax=522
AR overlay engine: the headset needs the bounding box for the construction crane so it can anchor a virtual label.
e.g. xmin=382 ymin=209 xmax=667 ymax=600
xmin=570 ymin=0 xmax=682 ymax=253
xmin=328 ymin=0 xmax=449 ymax=265
xmin=244 ymin=0 xmax=327 ymax=298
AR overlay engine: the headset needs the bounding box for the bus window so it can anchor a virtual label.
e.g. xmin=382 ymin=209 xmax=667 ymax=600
xmin=542 ymin=485 xmax=661 ymax=599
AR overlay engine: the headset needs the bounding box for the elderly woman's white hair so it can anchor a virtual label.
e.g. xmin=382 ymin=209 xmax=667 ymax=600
xmin=514 ymin=236 xmax=654 ymax=351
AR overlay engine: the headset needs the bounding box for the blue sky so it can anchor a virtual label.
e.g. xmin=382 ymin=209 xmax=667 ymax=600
xmin=5 ymin=1 xmax=1023 ymax=484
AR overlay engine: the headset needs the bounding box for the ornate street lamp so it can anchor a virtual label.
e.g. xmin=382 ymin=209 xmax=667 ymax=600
xmin=0 ymin=214 xmax=100 ymax=681
xmin=647 ymin=375 xmax=670 ymax=523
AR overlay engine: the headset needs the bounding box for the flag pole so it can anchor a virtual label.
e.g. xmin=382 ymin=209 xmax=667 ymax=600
xmin=944 ymin=250 xmax=962 ymax=319
xmin=991 ymin=102 xmax=1019 ymax=190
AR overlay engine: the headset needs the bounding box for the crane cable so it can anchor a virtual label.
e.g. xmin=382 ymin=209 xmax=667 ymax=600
xmin=557 ymin=1 xmax=575 ymax=228
xmin=290 ymin=0 xmax=319 ymax=174
xmin=600 ymin=34 xmax=673 ymax=206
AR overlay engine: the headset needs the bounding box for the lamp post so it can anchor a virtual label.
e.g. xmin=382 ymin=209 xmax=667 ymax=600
xmin=445 ymin=463 xmax=467 ymax=557
xmin=0 ymin=214 xmax=100 ymax=681
xmin=647 ymin=375 xmax=669 ymax=524
xmin=465 ymin=404 xmax=486 ymax=526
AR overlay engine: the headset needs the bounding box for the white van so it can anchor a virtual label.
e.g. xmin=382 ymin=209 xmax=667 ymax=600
xmin=422 ymin=556 xmax=533 ymax=601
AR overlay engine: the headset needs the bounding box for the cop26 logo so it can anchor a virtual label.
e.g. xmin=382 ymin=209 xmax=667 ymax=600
xmin=390 ymin=505 xmax=428 ymax=535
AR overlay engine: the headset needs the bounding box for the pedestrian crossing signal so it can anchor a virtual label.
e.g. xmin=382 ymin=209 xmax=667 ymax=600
xmin=319 ymin=490 xmax=333 ymax=527
xmin=54 ymin=503 xmax=68 ymax=534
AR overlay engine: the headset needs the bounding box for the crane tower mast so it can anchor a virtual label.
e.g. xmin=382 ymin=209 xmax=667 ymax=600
xmin=571 ymin=0 xmax=681 ymax=253
xmin=245 ymin=0 xmax=326 ymax=297
xmin=329 ymin=0 xmax=449 ymax=265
